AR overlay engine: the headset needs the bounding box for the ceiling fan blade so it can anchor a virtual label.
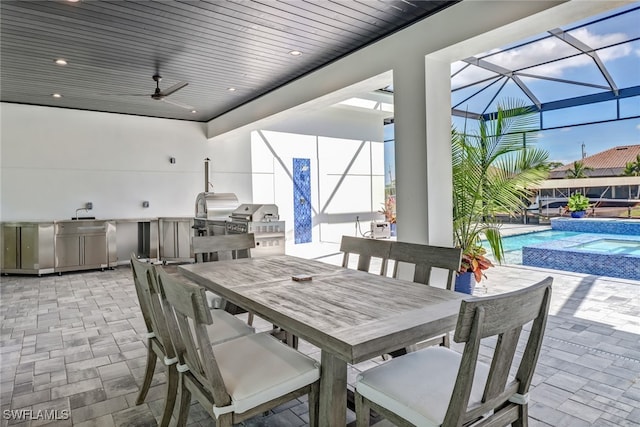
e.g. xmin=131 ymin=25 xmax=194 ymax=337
xmin=161 ymin=98 xmax=194 ymax=110
xmin=160 ymin=81 xmax=188 ymax=97
xmin=99 ymin=93 xmax=150 ymax=96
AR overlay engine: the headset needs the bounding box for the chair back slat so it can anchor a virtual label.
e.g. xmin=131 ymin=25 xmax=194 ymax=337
xmin=446 ymin=277 xmax=553 ymax=426
xmin=130 ymin=254 xmax=175 ymax=357
xmin=454 ymin=277 xmax=552 ymax=341
xmin=339 ymin=235 xmax=391 ymax=276
xmin=389 ymin=242 xmax=461 ymax=289
xmin=130 ymin=255 xmax=155 ymax=331
xmin=484 ymin=327 xmax=521 ymax=400
xmin=156 ymin=268 xmax=232 ymax=406
xmin=192 ymin=233 xmax=256 ymax=263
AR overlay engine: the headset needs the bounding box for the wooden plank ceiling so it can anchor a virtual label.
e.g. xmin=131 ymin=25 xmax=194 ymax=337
xmin=1 ymin=0 xmax=454 ymax=122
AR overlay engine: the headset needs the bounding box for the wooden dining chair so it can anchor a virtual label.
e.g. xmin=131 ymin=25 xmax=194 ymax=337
xmin=193 ymin=233 xmax=300 ymax=347
xmin=386 ymin=242 xmax=462 ymax=354
xmin=156 ymin=268 xmax=321 ymax=427
xmin=355 ymin=276 xmax=553 ymax=427
xmin=340 ymin=235 xmax=392 ymax=276
xmin=389 ymin=241 xmax=462 ymax=290
xmin=192 ymin=233 xmax=256 ymax=324
xmin=130 ymin=255 xmax=254 ymax=427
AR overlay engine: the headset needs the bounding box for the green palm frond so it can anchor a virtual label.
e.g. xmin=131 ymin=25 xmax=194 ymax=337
xmin=452 ymin=98 xmax=549 ymax=270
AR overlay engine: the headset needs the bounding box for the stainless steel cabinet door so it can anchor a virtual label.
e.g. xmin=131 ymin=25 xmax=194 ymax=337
xmin=160 ymin=221 xmax=177 ymax=258
xmin=176 ymin=221 xmax=192 ymax=258
xmin=159 ymin=219 xmax=193 ymax=260
xmin=83 ymin=234 xmax=107 ymax=266
xmin=19 ymin=225 xmax=38 ymax=270
xmin=56 ymin=235 xmax=80 ymax=268
xmin=1 ymin=226 xmax=18 ymax=270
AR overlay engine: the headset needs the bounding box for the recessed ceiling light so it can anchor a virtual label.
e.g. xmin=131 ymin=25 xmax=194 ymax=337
xmin=191 ymin=110 xmax=197 ymax=114
xmin=52 ymin=93 xmax=62 ymax=98
xmin=289 ymin=50 xmax=302 ymax=56
xmin=67 ymin=0 xmax=80 ymax=2
xmin=54 ymin=59 xmax=68 ymax=65
xmin=227 ymin=87 xmax=236 ymax=92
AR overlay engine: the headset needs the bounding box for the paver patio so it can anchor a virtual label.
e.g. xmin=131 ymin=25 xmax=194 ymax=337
xmin=1 ymin=242 xmax=638 ymax=426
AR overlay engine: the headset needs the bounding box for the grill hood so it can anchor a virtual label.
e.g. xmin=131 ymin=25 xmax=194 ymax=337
xmin=195 ymin=192 xmax=240 ymax=220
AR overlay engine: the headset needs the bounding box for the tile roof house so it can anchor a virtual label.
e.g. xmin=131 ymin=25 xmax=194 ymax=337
xmin=549 ymin=144 xmax=640 ymax=179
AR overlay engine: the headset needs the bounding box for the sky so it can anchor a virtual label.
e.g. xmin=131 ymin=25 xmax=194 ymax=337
xmin=384 ymin=3 xmax=640 ymax=185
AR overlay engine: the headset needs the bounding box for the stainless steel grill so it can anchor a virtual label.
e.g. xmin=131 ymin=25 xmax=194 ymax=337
xmin=227 ymin=204 xmax=285 ymax=257
xmin=193 ymin=192 xmax=240 ymax=236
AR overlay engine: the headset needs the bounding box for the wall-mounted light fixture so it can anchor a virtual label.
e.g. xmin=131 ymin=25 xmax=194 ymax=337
xmin=169 ymin=157 xmax=176 ymax=164
xmin=86 ymin=202 xmax=93 ymax=210
xmin=142 ymin=201 xmax=150 ymax=208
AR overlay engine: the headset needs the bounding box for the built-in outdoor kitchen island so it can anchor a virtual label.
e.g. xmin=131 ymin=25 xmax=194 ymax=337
xmin=1 ymin=203 xmax=285 ymax=275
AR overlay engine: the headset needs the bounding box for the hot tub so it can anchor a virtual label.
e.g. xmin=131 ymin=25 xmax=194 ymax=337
xmin=522 ymin=232 xmax=640 ymax=281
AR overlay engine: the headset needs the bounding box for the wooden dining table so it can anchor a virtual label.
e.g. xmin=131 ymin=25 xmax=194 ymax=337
xmin=179 ymin=255 xmax=467 ymax=427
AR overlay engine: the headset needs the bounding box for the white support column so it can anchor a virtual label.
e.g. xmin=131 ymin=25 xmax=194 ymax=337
xmin=425 ymin=57 xmax=454 ymax=247
xmin=393 ymin=55 xmax=453 ymax=247
xmin=393 ymin=55 xmax=428 ymax=245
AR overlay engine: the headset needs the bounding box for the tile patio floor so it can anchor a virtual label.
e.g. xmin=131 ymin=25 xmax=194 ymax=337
xmin=1 ymin=241 xmax=639 ymax=426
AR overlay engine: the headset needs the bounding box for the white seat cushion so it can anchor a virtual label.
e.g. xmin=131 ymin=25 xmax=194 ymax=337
xmin=206 ymin=290 xmax=224 ymax=309
xmin=355 ymin=346 xmax=490 ymax=426
xmin=206 ymin=309 xmax=254 ymax=345
xmin=211 ymin=332 xmax=320 ymax=417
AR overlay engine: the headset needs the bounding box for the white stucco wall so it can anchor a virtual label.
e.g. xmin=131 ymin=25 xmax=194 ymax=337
xmin=0 ymin=103 xmax=215 ymax=221
xmin=1 ymin=102 xmax=386 ymax=241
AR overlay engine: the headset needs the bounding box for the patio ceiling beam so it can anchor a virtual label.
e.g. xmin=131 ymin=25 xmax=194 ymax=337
xmin=541 ymin=84 xmax=639 ymax=112
xmin=515 ymin=72 xmax=611 ymax=91
xmin=462 ymin=57 xmax=542 ymax=110
xmin=451 ymin=109 xmax=482 ymax=120
xmin=548 ymin=28 xmax=619 ymax=96
xmin=478 ymin=85 xmax=640 ymax=120
xmin=452 ymin=76 xmax=505 ymax=110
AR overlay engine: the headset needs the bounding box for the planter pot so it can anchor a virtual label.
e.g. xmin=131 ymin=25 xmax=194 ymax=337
xmin=455 ymin=272 xmax=476 ymax=295
xmin=570 ymin=210 xmax=586 ymax=218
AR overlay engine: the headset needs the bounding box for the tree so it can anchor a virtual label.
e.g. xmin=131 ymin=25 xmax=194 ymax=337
xmin=622 ymin=154 xmax=640 ymax=198
xmin=452 ymin=99 xmax=549 ymax=277
xmin=546 ymin=161 xmax=565 ymax=170
xmin=622 ymin=154 xmax=640 ymax=177
xmin=565 ymin=160 xmax=593 ymax=178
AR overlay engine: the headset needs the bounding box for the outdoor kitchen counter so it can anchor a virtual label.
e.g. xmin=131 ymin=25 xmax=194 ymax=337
xmin=1 ymin=217 xmax=168 ymax=274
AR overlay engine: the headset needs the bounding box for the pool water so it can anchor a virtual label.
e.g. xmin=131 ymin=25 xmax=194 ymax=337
xmin=573 ymin=239 xmax=640 ymax=256
xmin=482 ymin=230 xmax=582 ymax=265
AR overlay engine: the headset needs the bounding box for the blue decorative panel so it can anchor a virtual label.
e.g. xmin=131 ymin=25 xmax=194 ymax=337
xmin=293 ymin=158 xmax=312 ymax=244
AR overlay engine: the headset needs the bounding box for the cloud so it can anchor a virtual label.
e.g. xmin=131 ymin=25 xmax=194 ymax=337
xmin=452 ymin=29 xmax=631 ymax=87
xmin=636 ymin=123 xmax=640 ymax=131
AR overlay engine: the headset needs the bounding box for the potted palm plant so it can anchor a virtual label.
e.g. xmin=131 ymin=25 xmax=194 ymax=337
xmin=452 ymin=99 xmax=550 ymax=293
xmin=567 ymin=193 xmax=590 ymax=218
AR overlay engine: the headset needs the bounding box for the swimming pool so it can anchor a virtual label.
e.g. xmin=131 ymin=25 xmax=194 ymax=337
xmin=483 ymin=221 xmax=640 ymax=280
xmin=482 ymin=230 xmax=582 ymax=265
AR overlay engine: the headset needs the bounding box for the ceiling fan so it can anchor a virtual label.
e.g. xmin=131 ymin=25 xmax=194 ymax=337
xmin=104 ymin=73 xmax=193 ymax=110
xmin=147 ymin=74 xmax=193 ymax=110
